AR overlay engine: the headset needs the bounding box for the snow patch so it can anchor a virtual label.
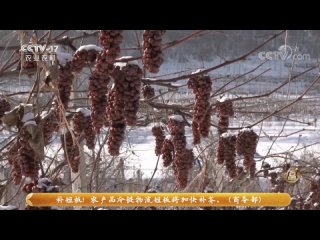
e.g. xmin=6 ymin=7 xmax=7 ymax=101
xmin=191 ymin=68 xmax=205 ymax=74
xmin=240 ymin=128 xmax=252 ymax=133
xmin=0 ymin=205 xmax=17 ymax=210
xmin=116 ymin=56 xmax=139 ymax=66
xmin=221 ymin=131 xmax=237 ymax=138
xmin=152 ymin=122 xmax=165 ymax=128
xmin=114 ymin=62 xmax=127 ymax=69
xmin=76 ymin=108 xmax=91 ymax=117
xmin=313 ymin=175 xmax=320 ymax=181
xmin=40 ymin=111 xmax=48 ymax=118
xmin=218 ymin=95 xmax=231 ymax=102
xmin=76 ymin=45 xmax=102 ymax=53
xmin=169 ymin=115 xmax=184 ymax=122
xmin=165 ymin=135 xmax=172 ymax=140
xmin=23 ymin=121 xmax=37 ymax=127
xmin=22 ymin=112 xmax=34 ymax=123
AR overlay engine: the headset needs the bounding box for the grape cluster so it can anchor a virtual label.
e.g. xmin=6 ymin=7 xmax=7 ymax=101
xmin=8 ymin=141 xmax=22 ymax=185
xmin=216 ymin=99 xmax=234 ymax=135
xmin=106 ymin=85 xmax=126 ymax=156
xmin=219 ymin=133 xmax=237 ymax=178
xmin=167 ymin=116 xmax=194 ymax=189
xmin=142 ymin=84 xmax=155 ymax=99
xmin=142 ymin=30 xmax=166 ymax=73
xmin=18 ymin=127 xmax=40 ymax=180
xmin=72 ymin=109 xmax=96 ymax=150
xmin=89 ymin=30 xmax=123 ymax=133
xmin=55 ymin=47 xmax=101 ymax=117
xmin=161 ymin=137 xmax=174 ymax=167
xmin=61 ymin=131 xmax=80 ymax=173
xmin=121 ymin=63 xmax=143 ymax=126
xmin=236 ymin=129 xmax=258 ymax=178
xmin=187 ymin=75 xmax=212 ymax=144
xmin=42 ymin=110 xmax=59 ymax=145
xmin=152 ymin=125 xmax=165 ymax=156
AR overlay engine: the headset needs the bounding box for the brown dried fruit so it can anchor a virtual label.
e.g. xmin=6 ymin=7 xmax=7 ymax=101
xmin=142 ymin=84 xmax=155 ymax=99
xmin=42 ymin=110 xmax=59 ymax=145
xmin=236 ymin=129 xmax=258 ymax=179
xmin=161 ymin=137 xmax=174 ymax=167
xmin=152 ymin=125 xmax=165 ymax=156
xmin=188 ymin=75 xmax=212 ymax=144
xmin=89 ymin=30 xmax=123 ymax=133
xmin=142 ymin=30 xmax=166 ymax=73
xmin=167 ymin=115 xmax=194 ymax=189
xmin=106 ymin=84 xmax=126 ymax=156
xmin=61 ymin=131 xmax=80 ymax=173
xmin=121 ymin=63 xmax=143 ymax=126
xmin=220 ymin=133 xmax=237 ymax=178
xmin=18 ymin=127 xmax=40 ymax=180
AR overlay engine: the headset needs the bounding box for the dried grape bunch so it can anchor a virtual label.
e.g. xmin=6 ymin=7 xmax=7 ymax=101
xmin=142 ymin=84 xmax=155 ymax=99
xmin=106 ymin=85 xmax=126 ymax=156
xmin=192 ymin=122 xmax=201 ymax=146
xmin=167 ymin=115 xmax=186 ymax=153
xmin=61 ymin=131 xmax=80 ymax=173
xmin=53 ymin=45 xmax=100 ymax=119
xmin=8 ymin=141 xmax=22 ymax=185
xmin=70 ymin=46 xmax=101 ymax=73
xmin=161 ymin=136 xmax=174 ymax=167
xmin=173 ymin=147 xmax=194 ymax=189
xmin=89 ymin=31 xmax=123 ymax=133
xmin=99 ymin=30 xmax=123 ymax=64
xmin=216 ymin=137 xmax=225 ymax=164
xmin=72 ymin=110 xmax=87 ymax=136
xmin=152 ymin=125 xmax=165 ymax=156
xmin=0 ymin=98 xmax=11 ymax=125
xmin=184 ymin=147 xmax=195 ymax=169
xmin=217 ymin=116 xmax=229 ymax=135
xmin=187 ymin=74 xmax=212 ymax=144
xmin=41 ymin=110 xmax=59 ymax=145
xmin=72 ymin=108 xmax=96 ymax=149
xmin=167 ymin=115 xmax=194 ymax=189
xmin=121 ymin=63 xmax=143 ymax=126
xmin=89 ymin=74 xmax=110 ymax=133
xmin=220 ymin=132 xmax=237 ymax=178
xmin=54 ymin=62 xmax=74 ymax=113
xmin=18 ymin=127 xmax=40 ymax=180
xmin=142 ymin=30 xmax=166 ymax=73
xmin=83 ymin=115 xmax=95 ymax=150
xmin=216 ymin=98 xmax=234 ymax=136
xmin=199 ymin=106 xmax=212 ymax=138
xmin=216 ymin=98 xmax=234 ymax=117
xmin=236 ymin=128 xmax=258 ymax=178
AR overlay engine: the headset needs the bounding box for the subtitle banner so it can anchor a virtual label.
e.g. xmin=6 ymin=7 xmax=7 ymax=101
xmin=26 ymin=193 xmax=291 ymax=207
